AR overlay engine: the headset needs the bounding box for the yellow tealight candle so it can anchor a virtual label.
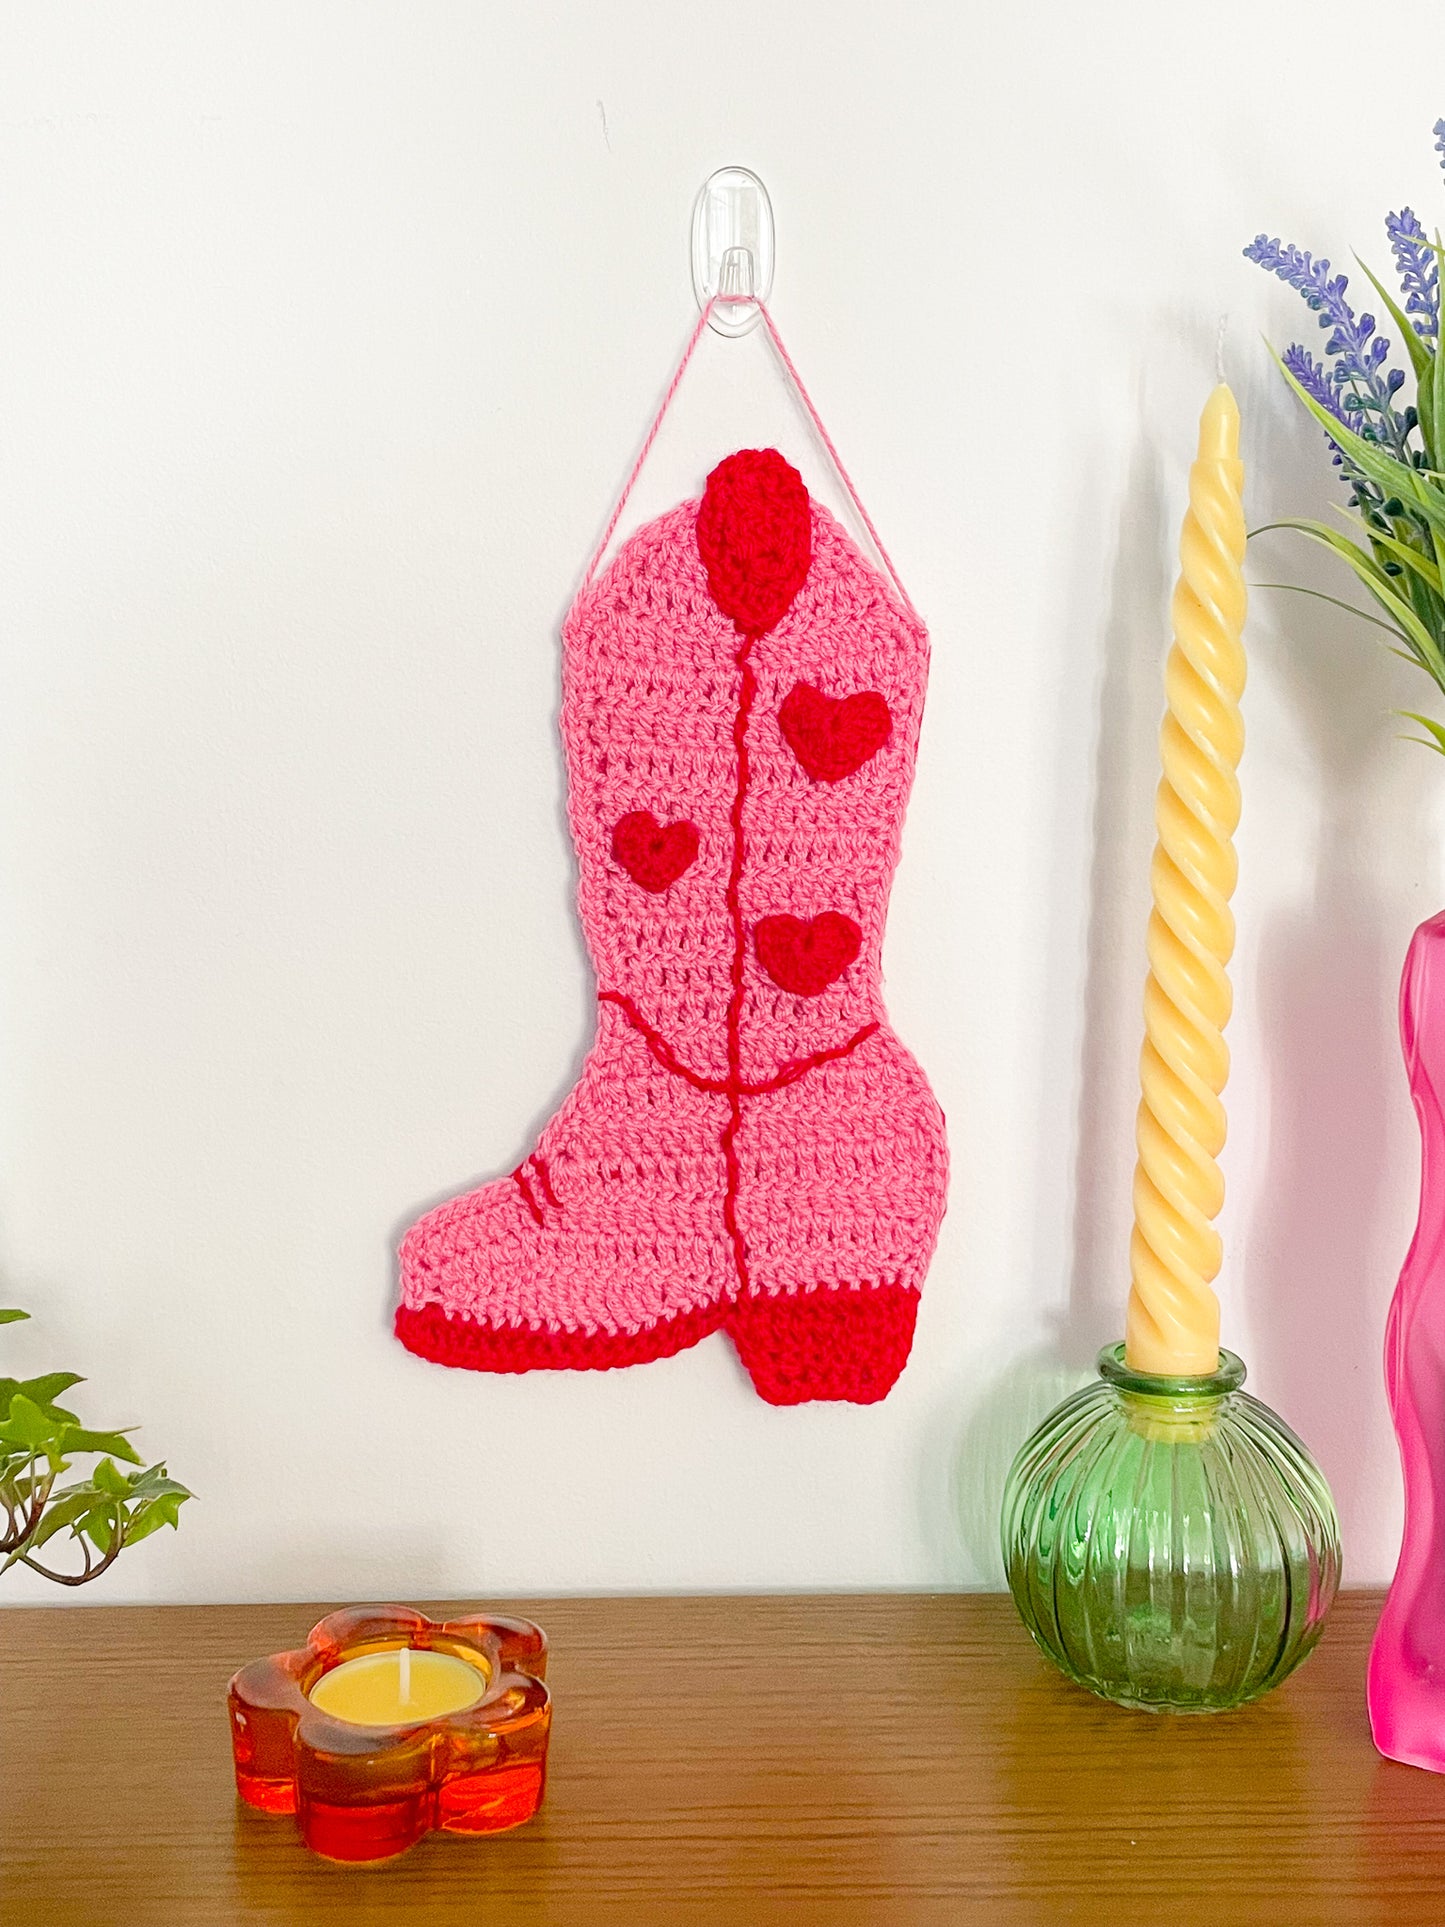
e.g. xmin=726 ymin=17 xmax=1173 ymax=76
xmin=308 ymin=1646 xmax=486 ymax=1726
xmin=1125 ymin=384 xmax=1247 ymax=1378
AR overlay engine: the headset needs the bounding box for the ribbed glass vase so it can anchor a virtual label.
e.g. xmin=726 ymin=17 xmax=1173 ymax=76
xmin=1001 ymin=1344 xmax=1341 ymax=1712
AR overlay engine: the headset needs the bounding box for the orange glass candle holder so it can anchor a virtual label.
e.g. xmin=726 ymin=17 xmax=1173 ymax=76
xmin=226 ymin=1605 xmax=550 ymax=1863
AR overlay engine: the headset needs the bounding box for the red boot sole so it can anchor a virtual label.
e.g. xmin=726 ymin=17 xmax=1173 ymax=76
xmin=726 ymin=1283 xmax=920 ymax=1406
xmin=394 ymin=1299 xmax=725 ymax=1374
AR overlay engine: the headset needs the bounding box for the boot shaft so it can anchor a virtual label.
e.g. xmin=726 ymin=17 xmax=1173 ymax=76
xmin=562 ymin=450 xmax=929 ymax=1087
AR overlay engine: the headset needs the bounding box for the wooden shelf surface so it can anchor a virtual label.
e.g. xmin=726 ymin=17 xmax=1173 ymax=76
xmin=1 ymin=1589 xmax=1441 ymax=1925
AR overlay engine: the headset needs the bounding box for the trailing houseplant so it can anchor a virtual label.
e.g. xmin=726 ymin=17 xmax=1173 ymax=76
xmin=1247 ymin=118 xmax=1445 ymax=1774
xmin=0 ymin=1307 xmax=189 ymax=1586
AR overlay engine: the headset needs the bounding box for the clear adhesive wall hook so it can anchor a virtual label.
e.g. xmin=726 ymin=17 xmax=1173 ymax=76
xmin=691 ymin=167 xmax=774 ymax=337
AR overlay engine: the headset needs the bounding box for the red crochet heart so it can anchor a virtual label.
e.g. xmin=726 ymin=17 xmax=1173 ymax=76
xmin=754 ymin=912 xmax=862 ymax=996
xmin=611 ymin=811 xmax=699 ymax=893
xmin=779 ymin=682 xmax=893 ymax=783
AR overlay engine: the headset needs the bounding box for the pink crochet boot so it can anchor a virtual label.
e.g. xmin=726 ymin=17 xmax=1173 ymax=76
xmin=396 ymin=449 xmax=948 ymax=1403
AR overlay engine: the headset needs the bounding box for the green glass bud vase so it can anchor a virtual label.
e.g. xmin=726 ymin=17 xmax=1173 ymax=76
xmin=1000 ymin=1344 xmax=1341 ymax=1712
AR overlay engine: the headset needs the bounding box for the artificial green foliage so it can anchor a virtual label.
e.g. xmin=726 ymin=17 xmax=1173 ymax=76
xmin=0 ymin=1308 xmax=190 ymax=1586
xmin=1266 ymin=347 xmax=1445 ymax=750
xmin=1249 ymin=139 xmax=1445 ymax=752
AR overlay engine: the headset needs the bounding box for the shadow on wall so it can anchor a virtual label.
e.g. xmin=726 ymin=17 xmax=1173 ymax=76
xmin=1246 ymin=400 xmax=1439 ymax=1562
xmin=951 ymin=392 xmax=1439 ymax=1587
xmin=951 ymin=435 xmax=1172 ymax=1584
xmin=951 ymin=1350 xmax=1095 ymax=1584
xmin=1062 ymin=436 xmax=1174 ymax=1370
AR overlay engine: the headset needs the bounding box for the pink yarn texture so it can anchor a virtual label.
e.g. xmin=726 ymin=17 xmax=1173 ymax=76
xmin=396 ymin=449 xmax=948 ymax=1405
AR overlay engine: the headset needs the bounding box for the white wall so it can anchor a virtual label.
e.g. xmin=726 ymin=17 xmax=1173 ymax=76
xmin=2 ymin=3 xmax=1441 ymax=1604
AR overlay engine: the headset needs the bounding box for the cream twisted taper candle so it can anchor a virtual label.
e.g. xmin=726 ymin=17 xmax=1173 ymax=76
xmin=1125 ymin=385 xmax=1247 ymax=1377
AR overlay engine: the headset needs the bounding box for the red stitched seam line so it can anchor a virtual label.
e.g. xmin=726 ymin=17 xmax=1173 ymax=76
xmin=598 ymin=990 xmax=878 ymax=1097
xmin=601 ymin=617 xmax=873 ymax=1304
xmin=720 ymin=631 xmax=756 ymax=1295
xmin=530 ymin=1155 xmax=562 ymax=1210
xmin=541 ymin=629 xmax=876 ymax=1265
xmin=511 ymin=1166 xmax=544 ymax=1226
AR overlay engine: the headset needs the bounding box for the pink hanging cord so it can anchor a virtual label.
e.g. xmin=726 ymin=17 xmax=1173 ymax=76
xmin=580 ymin=296 xmax=920 ymax=625
xmin=580 ymin=299 xmax=717 ymax=593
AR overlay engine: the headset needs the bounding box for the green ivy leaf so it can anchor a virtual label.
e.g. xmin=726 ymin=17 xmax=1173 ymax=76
xmin=124 ymin=1491 xmax=190 ymax=1545
xmin=84 ymin=1505 xmax=115 ymax=1555
xmin=57 ymin=1427 xmax=142 ymax=1465
xmin=38 ymin=1477 xmax=108 ymax=1513
xmin=0 ymin=1312 xmax=190 ymax=1584
xmin=0 ymin=1385 xmax=83 ymax=1445
xmin=22 ymin=1374 xmax=84 ymax=1403
xmin=22 ymin=1490 xmax=96 ymax=1552
xmin=0 ymin=1394 xmax=59 ymax=1452
xmin=125 ymin=1466 xmax=190 ymax=1500
xmin=90 ymin=1457 xmax=134 ymax=1499
xmin=3 ymin=1373 xmax=85 ymax=1408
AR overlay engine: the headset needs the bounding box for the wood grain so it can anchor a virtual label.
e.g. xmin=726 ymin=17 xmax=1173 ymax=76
xmin=0 ymin=1591 xmax=1441 ymax=1926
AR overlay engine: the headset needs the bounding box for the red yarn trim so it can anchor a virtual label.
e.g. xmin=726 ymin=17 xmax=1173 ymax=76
xmin=599 ymin=990 xmax=878 ymax=1097
xmin=728 ymin=1283 xmax=920 ymax=1406
xmin=511 ymin=1166 xmax=544 ymax=1226
xmin=696 ymin=450 xmax=812 ymax=637
xmin=779 ymin=682 xmax=893 ymax=783
xmin=414 ymin=452 xmax=904 ymax=1383
xmin=752 ymin=1025 xmax=879 ymax=1092
xmin=530 ymin=1155 xmax=561 ymax=1210
xmin=611 ymin=810 xmax=700 ymax=893
xmin=721 ymin=632 xmax=758 ymax=1295
xmin=395 ymin=1299 xmax=724 ymax=1374
xmin=754 ymin=912 xmax=862 ymax=997
xmin=598 ymin=992 xmax=718 ymax=1093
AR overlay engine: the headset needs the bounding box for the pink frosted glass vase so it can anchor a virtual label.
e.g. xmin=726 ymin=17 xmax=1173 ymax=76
xmin=1370 ymin=909 xmax=1445 ymax=1769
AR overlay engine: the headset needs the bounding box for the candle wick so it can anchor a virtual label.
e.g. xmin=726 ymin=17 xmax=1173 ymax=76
xmin=1215 ymin=314 xmax=1228 ymax=385
xmin=400 ymin=1645 xmax=411 ymax=1703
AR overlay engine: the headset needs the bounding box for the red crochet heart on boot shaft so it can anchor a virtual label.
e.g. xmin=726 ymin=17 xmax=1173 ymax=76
xmin=779 ymin=682 xmax=893 ymax=783
xmin=754 ymin=912 xmax=862 ymax=996
xmin=611 ymin=811 xmax=700 ymax=892
xmin=696 ymin=449 xmax=812 ymax=637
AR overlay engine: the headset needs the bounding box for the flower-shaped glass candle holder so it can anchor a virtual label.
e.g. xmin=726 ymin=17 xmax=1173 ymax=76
xmin=227 ymin=1606 xmax=550 ymax=1862
xmin=1001 ymin=1346 xmax=1340 ymax=1712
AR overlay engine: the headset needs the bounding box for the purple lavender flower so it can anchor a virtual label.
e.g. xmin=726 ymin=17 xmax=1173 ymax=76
xmin=1282 ymin=344 xmax=1352 ymax=430
xmin=1245 ymin=119 xmax=1445 ymax=680
xmin=1278 ymin=343 xmax=1395 ymax=528
xmin=1244 ymin=235 xmax=1410 ymax=454
xmin=1387 ymin=207 xmax=1439 ymax=340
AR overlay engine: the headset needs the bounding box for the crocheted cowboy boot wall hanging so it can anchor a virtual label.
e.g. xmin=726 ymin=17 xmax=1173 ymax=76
xmin=395 ymin=303 xmax=948 ymax=1404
